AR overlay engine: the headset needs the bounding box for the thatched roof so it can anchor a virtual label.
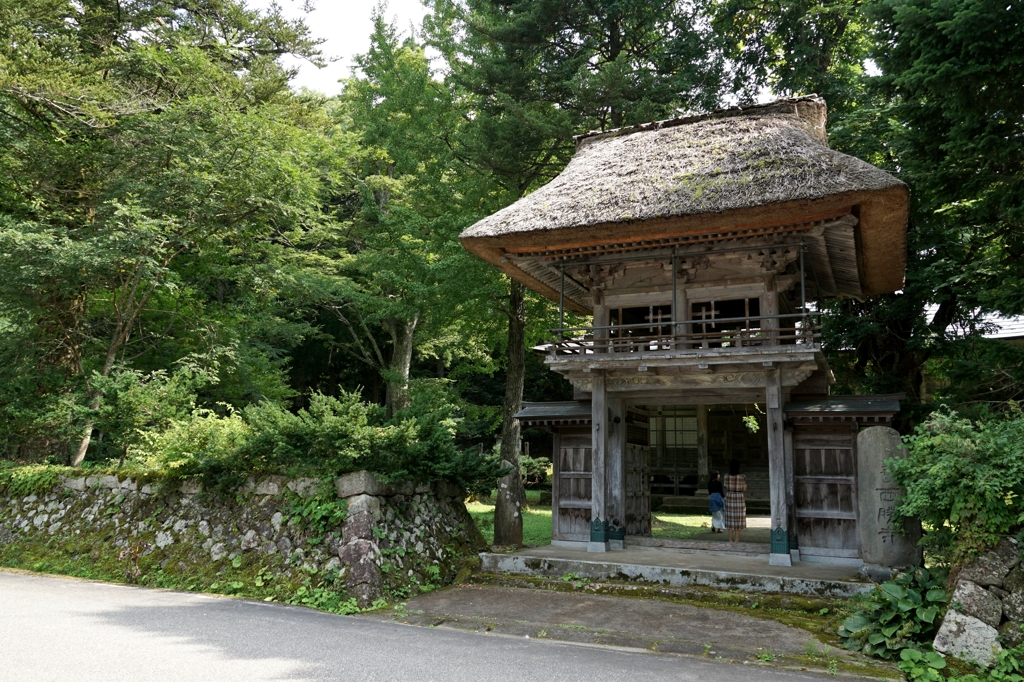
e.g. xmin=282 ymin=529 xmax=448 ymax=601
xmin=461 ymin=96 xmax=908 ymax=299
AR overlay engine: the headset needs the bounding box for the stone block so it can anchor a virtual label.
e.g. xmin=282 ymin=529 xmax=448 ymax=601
xmin=1003 ymin=589 xmax=1024 ymax=622
xmin=210 ymin=543 xmax=227 ymax=561
xmin=538 ymin=491 xmax=552 ymax=506
xmin=1005 ymin=567 xmax=1024 ymax=593
xmin=62 ymin=477 xmax=86 ymax=492
xmin=342 ymin=512 xmax=375 ymax=544
xmin=240 ymin=529 xmax=260 ymax=550
xmin=335 ymin=471 xmax=415 ymax=497
xmin=961 ymin=538 xmax=1020 ymax=588
xmin=155 ymin=531 xmax=174 ymax=549
xmin=98 ymin=475 xmax=120 ymax=489
xmin=346 ymin=494 xmax=380 ymax=519
xmin=349 ymin=582 xmax=381 ymax=608
xmin=952 ymin=580 xmax=1003 ymax=628
xmin=255 ymin=476 xmax=287 ymax=496
xmin=933 ymin=610 xmax=1001 ymax=668
xmin=336 ymin=471 xmax=386 ymax=498
xmin=119 ymin=478 xmax=137 ymax=492
xmin=179 ymin=480 xmax=202 ymax=495
xmin=340 ymin=539 xmax=381 ymax=585
xmin=1000 ymin=621 xmax=1024 ymax=649
xmin=286 ymin=478 xmax=320 ymax=498
xmin=856 ymin=427 xmax=922 ymax=568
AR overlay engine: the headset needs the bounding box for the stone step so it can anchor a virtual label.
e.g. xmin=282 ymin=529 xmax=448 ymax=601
xmin=479 ymin=551 xmax=873 ymax=598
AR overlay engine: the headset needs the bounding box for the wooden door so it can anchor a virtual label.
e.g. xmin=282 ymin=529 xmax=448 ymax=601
xmin=624 ymin=444 xmax=651 ymax=535
xmin=793 ymin=428 xmax=860 ymax=556
xmin=553 ymin=436 xmax=593 ymax=541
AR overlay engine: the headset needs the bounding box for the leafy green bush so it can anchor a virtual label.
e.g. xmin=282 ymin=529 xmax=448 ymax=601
xmin=128 ymin=389 xmax=502 ymax=494
xmin=286 ymin=483 xmax=348 ymax=543
xmin=0 ymin=461 xmax=72 ymax=495
xmin=891 ymin=406 xmax=1024 ymax=564
xmin=519 ymin=453 xmax=550 ymax=489
xmin=897 ymin=648 xmax=947 ymax=681
xmin=838 ymin=567 xmax=947 ymax=660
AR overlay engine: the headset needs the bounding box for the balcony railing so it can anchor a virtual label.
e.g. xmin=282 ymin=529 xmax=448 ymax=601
xmin=547 ymin=313 xmax=821 ymax=356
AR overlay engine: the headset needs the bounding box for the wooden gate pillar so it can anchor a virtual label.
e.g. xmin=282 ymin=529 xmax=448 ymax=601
xmin=589 ymin=372 xmax=609 ymax=551
xmin=784 ymin=426 xmax=798 ymax=561
xmin=766 ymin=368 xmax=792 ymax=566
xmin=606 ymin=397 xmax=626 ymax=537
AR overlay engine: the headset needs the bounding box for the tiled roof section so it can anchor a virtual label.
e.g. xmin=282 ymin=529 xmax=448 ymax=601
xmin=515 ymin=401 xmax=592 ymax=424
xmin=784 ymin=396 xmax=902 ymax=414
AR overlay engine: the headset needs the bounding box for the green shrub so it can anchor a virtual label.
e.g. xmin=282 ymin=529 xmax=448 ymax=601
xmin=897 ymin=648 xmax=947 ymax=681
xmin=127 ymin=389 xmax=502 ymax=494
xmin=838 ymin=567 xmax=947 ymax=660
xmin=0 ymin=461 xmax=73 ymax=495
xmin=132 ymin=408 xmax=251 ymax=493
xmin=519 ymin=453 xmax=550 ymax=489
xmin=891 ymin=406 xmax=1024 ymax=564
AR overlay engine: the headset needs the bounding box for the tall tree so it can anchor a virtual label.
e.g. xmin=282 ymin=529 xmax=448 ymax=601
xmin=818 ymin=0 xmax=1024 ymax=412
xmin=0 ymin=0 xmax=334 ymax=462
xmin=428 ymin=0 xmax=728 ymax=543
xmin=712 ymin=0 xmax=873 ymax=116
xmin=333 ymin=13 xmax=497 ymax=417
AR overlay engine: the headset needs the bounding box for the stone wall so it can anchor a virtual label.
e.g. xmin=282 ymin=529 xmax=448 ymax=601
xmin=0 ymin=471 xmax=485 ymax=606
xmin=933 ymin=537 xmax=1023 ymax=667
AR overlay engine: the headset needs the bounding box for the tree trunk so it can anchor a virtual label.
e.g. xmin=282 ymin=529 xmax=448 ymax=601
xmin=494 ymin=280 xmax=527 ymax=546
xmin=385 ymin=315 xmax=418 ymax=417
xmin=71 ymin=335 xmax=122 ymax=466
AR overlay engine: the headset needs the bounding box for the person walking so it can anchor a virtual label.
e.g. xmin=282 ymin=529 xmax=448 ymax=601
xmin=723 ymin=459 xmax=747 ymax=543
xmin=708 ymin=470 xmax=725 ymax=533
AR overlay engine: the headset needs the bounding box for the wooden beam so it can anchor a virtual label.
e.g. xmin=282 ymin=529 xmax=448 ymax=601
xmin=607 ymin=398 xmax=625 ymax=527
xmin=766 ymin=367 xmax=791 ymax=565
xmin=591 ymin=373 xmax=607 ymax=532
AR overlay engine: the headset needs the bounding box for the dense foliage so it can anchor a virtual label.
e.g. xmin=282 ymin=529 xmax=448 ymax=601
xmin=0 ymin=0 xmax=1021 ymax=510
xmin=891 ymin=407 xmax=1024 ymax=564
xmin=839 ymin=567 xmax=947 ymax=660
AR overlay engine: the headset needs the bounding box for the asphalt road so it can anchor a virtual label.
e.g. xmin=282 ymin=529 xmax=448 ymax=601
xmin=0 ymin=570 xmax=841 ymax=681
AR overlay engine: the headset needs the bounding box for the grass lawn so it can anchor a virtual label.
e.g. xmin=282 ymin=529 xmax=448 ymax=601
xmin=651 ymin=513 xmax=714 ymax=540
xmin=467 ymin=501 xmax=552 ymax=546
xmin=467 ymin=490 xmax=714 ymax=546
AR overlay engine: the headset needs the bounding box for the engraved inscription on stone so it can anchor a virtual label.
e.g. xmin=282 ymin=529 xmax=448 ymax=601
xmin=857 ymin=426 xmax=922 ymax=567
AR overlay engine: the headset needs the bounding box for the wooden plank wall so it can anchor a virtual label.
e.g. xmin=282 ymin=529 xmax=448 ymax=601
xmin=624 ymin=444 xmax=651 ymax=535
xmin=553 ymin=431 xmax=592 ymax=541
xmin=793 ymin=428 xmax=860 ymax=554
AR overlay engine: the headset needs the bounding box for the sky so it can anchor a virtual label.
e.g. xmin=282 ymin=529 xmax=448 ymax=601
xmin=249 ymin=0 xmax=429 ymax=95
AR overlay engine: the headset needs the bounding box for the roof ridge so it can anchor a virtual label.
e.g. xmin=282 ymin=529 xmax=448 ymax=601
xmin=574 ymin=95 xmax=825 ymax=145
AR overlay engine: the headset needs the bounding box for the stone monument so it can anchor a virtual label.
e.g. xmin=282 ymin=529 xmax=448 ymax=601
xmin=857 ymin=426 xmax=922 ymax=576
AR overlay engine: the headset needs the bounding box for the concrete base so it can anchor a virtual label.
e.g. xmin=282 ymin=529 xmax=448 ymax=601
xmin=588 ymin=541 xmax=610 ymax=553
xmin=609 ymin=539 xmax=624 ymax=550
xmin=790 ymin=549 xmax=801 ymax=563
xmin=551 ymin=540 xmax=588 ymax=549
xmin=769 ymin=552 xmax=793 ymax=567
xmin=802 ymin=555 xmax=864 ymax=567
xmin=480 ymin=546 xmax=874 ymax=597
